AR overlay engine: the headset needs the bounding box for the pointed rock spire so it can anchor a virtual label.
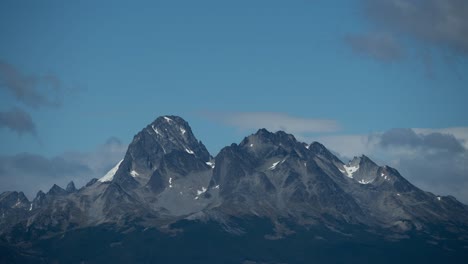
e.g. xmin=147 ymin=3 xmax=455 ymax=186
xmin=309 ymin=141 xmax=343 ymax=165
xmin=47 ymin=184 xmax=67 ymax=196
xmin=66 ymin=181 xmax=77 ymax=193
xmin=113 ymin=115 xmax=211 ymax=188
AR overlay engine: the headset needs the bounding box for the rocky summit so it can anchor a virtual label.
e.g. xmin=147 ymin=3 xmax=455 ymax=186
xmin=1 ymin=116 xmax=468 ymax=263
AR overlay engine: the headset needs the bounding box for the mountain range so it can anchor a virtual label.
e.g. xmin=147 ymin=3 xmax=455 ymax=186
xmin=1 ymin=115 xmax=468 ymax=263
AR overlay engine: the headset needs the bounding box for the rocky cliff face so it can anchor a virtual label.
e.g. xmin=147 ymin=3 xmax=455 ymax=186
xmin=1 ymin=115 xmax=468 ymax=263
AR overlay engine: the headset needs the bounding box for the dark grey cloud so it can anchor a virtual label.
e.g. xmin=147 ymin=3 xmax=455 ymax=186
xmin=0 ymin=137 xmax=127 ymax=199
xmin=380 ymin=128 xmax=465 ymax=152
xmin=363 ymin=0 xmax=468 ymax=55
xmin=397 ymin=149 xmax=467 ymax=201
xmin=377 ymin=128 xmax=467 ymax=202
xmin=0 ymin=108 xmax=36 ymax=136
xmin=0 ymin=59 xmax=63 ymax=109
xmin=344 ymin=33 xmax=404 ymax=62
xmin=349 ymin=0 xmax=468 ymax=67
xmin=1 ymin=153 xmax=92 ymax=181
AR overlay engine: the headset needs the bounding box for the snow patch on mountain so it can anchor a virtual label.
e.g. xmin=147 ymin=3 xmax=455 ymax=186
xmin=269 ymin=159 xmax=286 ymax=170
xmin=152 ymin=125 xmax=162 ymax=136
xmin=194 ymin=187 xmax=207 ymax=200
xmin=269 ymin=161 xmax=281 ymax=170
xmin=343 ymin=164 xmax=359 ymax=178
xmin=196 ymin=187 xmax=207 ymax=196
xmin=358 ymin=179 xmax=373 ymax=185
xmin=99 ymin=159 xmax=124 ymax=182
xmin=185 ymin=148 xmax=195 ymax=155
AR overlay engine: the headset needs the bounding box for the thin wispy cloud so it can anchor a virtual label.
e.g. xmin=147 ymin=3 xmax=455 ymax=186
xmin=0 ymin=59 xmax=63 ymax=109
xmin=0 ymin=137 xmax=127 ymax=199
xmin=204 ymin=111 xmax=340 ymax=135
xmin=0 ymin=108 xmax=36 ymax=136
xmin=344 ymin=32 xmax=404 ymax=62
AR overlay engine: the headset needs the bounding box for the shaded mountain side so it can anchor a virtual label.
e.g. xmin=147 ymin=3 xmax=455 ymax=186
xmin=2 ymin=219 xmax=468 ymax=264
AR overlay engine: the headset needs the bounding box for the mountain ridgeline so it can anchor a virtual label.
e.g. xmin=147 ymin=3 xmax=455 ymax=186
xmin=1 ymin=116 xmax=468 ymax=263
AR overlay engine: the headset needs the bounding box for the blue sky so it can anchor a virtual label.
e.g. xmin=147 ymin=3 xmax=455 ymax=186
xmin=1 ymin=0 xmax=468 ymax=201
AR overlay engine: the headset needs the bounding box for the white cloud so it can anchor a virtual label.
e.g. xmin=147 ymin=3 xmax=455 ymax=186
xmin=344 ymin=32 xmax=404 ymax=62
xmin=310 ymin=134 xmax=381 ymax=160
xmin=204 ymin=112 xmax=340 ymax=134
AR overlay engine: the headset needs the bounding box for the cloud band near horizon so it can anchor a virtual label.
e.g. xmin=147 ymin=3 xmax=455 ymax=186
xmin=203 ymin=111 xmax=340 ymax=135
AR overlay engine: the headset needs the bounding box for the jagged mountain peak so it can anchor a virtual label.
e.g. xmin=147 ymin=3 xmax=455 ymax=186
xmin=239 ymin=128 xmax=305 ymax=158
xmin=250 ymin=128 xmax=298 ymax=143
xmin=148 ymin=115 xmax=194 ymax=143
xmin=346 ymin=154 xmax=378 ymax=167
xmin=144 ymin=115 xmax=210 ymax=160
xmin=66 ymin=181 xmax=77 ymax=193
xmin=0 ymin=191 xmax=29 ymax=209
xmin=112 ymin=115 xmax=211 ymax=187
xmin=339 ymin=155 xmax=415 ymax=188
xmin=309 ymin=141 xmax=327 ymax=150
xmin=349 ymin=154 xmax=377 ymax=165
xmin=47 ymin=184 xmax=67 ymax=196
xmin=358 ymin=154 xmax=376 ymax=164
xmin=308 ymin=141 xmax=344 ymax=164
xmin=151 ymin=115 xmax=189 ymax=127
xmin=34 ymin=190 xmax=45 ymax=199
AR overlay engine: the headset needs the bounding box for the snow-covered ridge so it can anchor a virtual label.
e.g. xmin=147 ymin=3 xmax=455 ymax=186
xmin=99 ymin=159 xmax=124 ymax=182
